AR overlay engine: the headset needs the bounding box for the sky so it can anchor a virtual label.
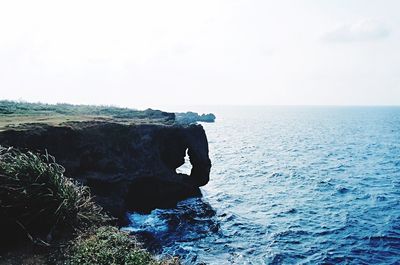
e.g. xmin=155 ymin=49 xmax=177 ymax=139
xmin=0 ymin=0 xmax=399 ymax=108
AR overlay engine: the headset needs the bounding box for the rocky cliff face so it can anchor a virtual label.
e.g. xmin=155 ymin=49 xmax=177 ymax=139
xmin=0 ymin=122 xmax=211 ymax=218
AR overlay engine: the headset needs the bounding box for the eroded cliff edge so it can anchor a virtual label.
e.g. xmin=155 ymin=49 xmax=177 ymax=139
xmin=0 ymin=121 xmax=211 ymax=218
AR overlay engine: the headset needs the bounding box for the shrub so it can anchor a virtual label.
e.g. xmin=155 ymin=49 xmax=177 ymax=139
xmin=65 ymin=226 xmax=179 ymax=265
xmin=0 ymin=146 xmax=111 ymax=244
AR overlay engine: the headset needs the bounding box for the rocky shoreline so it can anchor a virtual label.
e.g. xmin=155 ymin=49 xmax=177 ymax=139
xmin=0 ymin=121 xmax=211 ymax=219
xmin=0 ymin=101 xmax=213 ymax=264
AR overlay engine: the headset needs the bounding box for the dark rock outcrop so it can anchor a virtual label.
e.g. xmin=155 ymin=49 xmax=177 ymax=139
xmin=175 ymin=112 xmax=216 ymax=124
xmin=0 ymin=122 xmax=211 ymax=217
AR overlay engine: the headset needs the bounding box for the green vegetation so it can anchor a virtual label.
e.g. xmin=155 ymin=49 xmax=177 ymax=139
xmin=0 ymin=100 xmax=142 ymax=118
xmin=0 ymin=146 xmax=176 ymax=264
xmin=0 ymin=146 xmax=111 ymax=242
xmin=66 ymin=226 xmax=178 ymax=265
xmin=0 ymin=100 xmax=175 ymax=131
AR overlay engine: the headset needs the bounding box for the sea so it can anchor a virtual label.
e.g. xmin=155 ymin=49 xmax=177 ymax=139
xmin=123 ymin=106 xmax=400 ymax=264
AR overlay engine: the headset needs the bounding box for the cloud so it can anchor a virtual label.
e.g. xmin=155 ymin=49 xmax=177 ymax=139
xmin=322 ymin=19 xmax=390 ymax=43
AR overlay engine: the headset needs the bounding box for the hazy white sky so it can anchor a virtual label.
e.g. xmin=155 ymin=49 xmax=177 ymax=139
xmin=0 ymin=0 xmax=399 ymax=108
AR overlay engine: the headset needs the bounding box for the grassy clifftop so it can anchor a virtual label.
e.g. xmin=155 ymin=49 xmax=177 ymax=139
xmin=0 ymin=101 xmax=175 ymax=131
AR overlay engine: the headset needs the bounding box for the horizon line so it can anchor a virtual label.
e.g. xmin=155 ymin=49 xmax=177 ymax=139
xmin=1 ymin=99 xmax=400 ymax=108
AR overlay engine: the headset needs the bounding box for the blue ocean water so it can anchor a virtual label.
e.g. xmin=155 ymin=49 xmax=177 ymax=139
xmin=124 ymin=106 xmax=400 ymax=264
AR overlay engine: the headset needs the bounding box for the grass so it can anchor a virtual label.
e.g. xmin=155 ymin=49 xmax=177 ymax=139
xmin=0 ymin=100 xmax=142 ymax=118
xmin=0 ymin=146 xmax=179 ymax=264
xmin=0 ymin=146 xmax=111 ymax=244
xmin=65 ymin=226 xmax=178 ymax=265
xmin=0 ymin=100 xmax=175 ymax=131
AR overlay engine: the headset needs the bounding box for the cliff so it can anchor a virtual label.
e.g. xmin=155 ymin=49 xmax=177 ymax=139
xmin=0 ymin=121 xmax=211 ymax=218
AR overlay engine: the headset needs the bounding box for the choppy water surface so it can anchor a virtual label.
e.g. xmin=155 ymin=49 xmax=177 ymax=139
xmin=125 ymin=107 xmax=400 ymax=264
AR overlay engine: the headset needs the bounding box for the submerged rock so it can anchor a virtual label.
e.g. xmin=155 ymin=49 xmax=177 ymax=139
xmin=0 ymin=121 xmax=211 ymax=218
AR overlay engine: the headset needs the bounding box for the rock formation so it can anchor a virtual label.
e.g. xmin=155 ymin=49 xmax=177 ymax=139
xmin=0 ymin=121 xmax=211 ymax=218
xmin=175 ymin=112 xmax=216 ymax=124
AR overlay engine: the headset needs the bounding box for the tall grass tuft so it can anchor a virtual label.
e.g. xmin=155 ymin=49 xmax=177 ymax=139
xmin=65 ymin=226 xmax=179 ymax=265
xmin=0 ymin=146 xmax=111 ymax=244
